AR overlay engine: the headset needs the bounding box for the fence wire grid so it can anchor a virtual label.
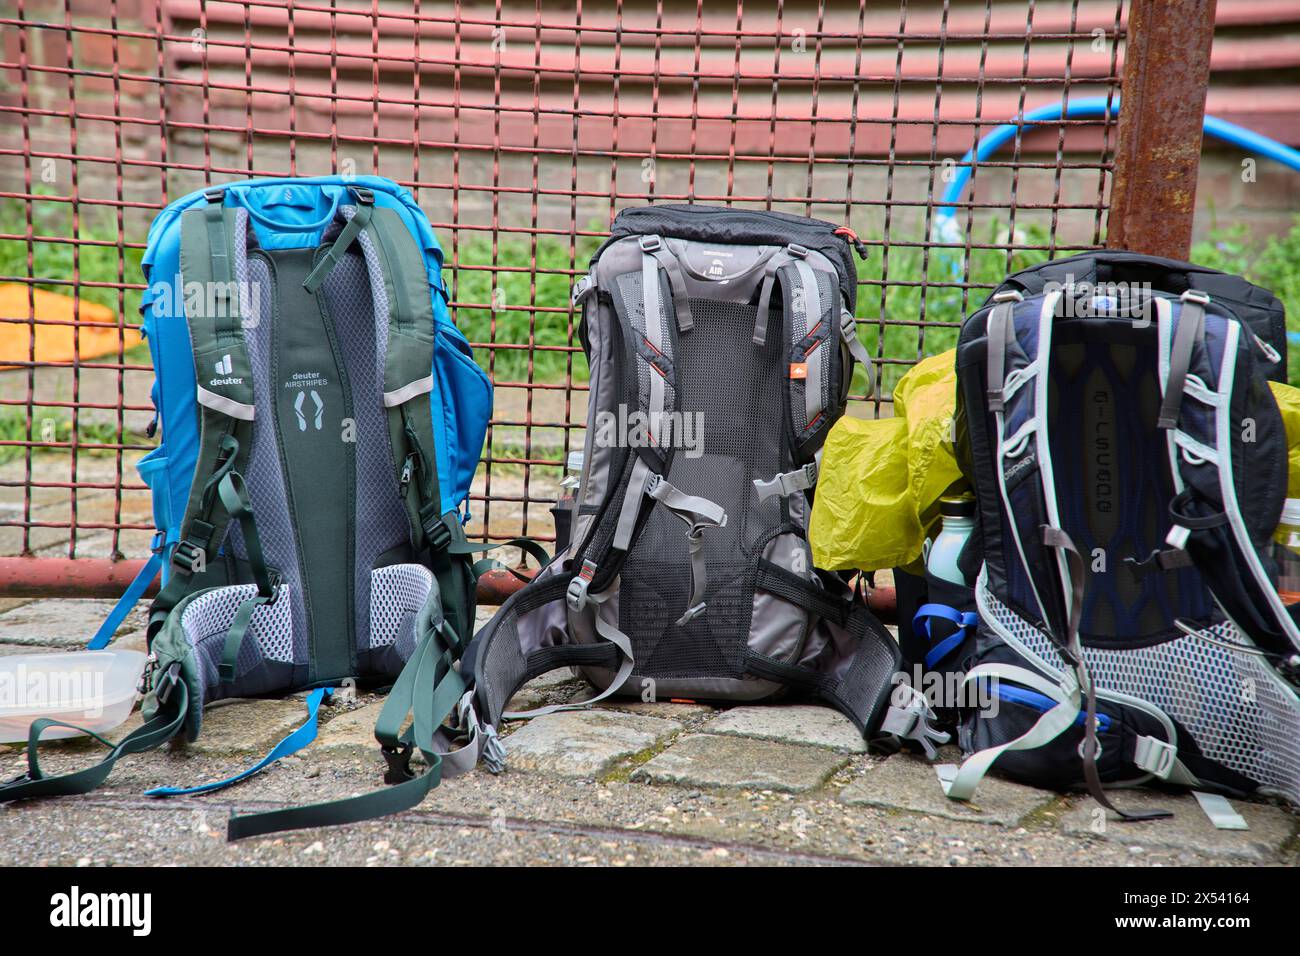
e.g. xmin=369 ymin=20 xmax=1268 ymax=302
xmin=0 ymin=0 xmax=1126 ymax=567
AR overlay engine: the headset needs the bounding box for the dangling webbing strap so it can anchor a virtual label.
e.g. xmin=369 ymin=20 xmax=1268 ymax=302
xmin=646 ymin=473 xmax=727 ymax=625
xmin=639 ymin=235 xmax=693 ymax=331
xmin=301 ymin=186 xmax=375 ymax=293
xmin=503 ymin=591 xmax=636 ymax=719
xmin=226 ymin=620 xmax=486 ymax=840
xmin=0 ymin=664 xmax=187 ymax=803
xmin=1043 ymin=526 xmax=1171 ymax=822
xmin=214 ymin=468 xmax=279 ymax=683
xmin=839 ymin=309 xmax=876 ymax=400
xmin=1157 ymin=289 xmax=1208 ymax=430
xmin=145 ymin=688 xmax=330 ymax=797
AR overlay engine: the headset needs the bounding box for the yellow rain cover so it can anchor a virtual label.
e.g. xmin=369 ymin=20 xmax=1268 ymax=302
xmin=1269 ymin=380 xmax=1300 ymax=498
xmin=810 ymin=349 xmax=968 ymax=573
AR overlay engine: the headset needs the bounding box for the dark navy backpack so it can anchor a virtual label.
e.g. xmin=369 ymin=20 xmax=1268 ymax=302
xmin=941 ymin=255 xmax=1300 ymax=816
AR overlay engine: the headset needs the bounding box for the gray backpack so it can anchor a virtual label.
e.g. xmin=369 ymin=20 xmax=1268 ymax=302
xmin=464 ymin=205 xmax=945 ymax=755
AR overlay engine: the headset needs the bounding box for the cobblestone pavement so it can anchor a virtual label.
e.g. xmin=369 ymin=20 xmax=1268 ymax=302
xmin=1 ymin=599 xmax=1297 ymax=867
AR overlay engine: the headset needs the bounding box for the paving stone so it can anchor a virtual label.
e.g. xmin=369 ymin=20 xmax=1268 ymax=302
xmin=0 ymin=599 xmax=137 ymax=647
xmin=707 ymin=704 xmax=867 ymax=753
xmin=315 ymin=699 xmax=388 ymax=758
xmin=632 ymin=733 xmax=846 ymax=793
xmin=839 ymin=751 xmax=1055 ymax=826
xmin=1059 ymin=790 xmax=1298 ymax=863
xmin=507 ymin=673 xmax=584 ymax=712
xmin=504 ymin=710 xmax=682 ymax=778
xmin=183 ymin=697 xmax=313 ymax=756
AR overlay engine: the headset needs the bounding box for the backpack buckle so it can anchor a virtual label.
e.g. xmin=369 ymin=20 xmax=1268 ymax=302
xmin=423 ymin=513 xmax=452 ymax=553
xmin=566 ymin=559 xmax=598 ymax=612
xmin=351 ymin=186 xmax=375 ymax=205
xmin=381 ymin=743 xmax=415 ymax=784
xmin=1133 ymin=735 xmax=1178 ymax=779
xmin=571 ymin=275 xmax=595 ymax=308
xmin=1180 ymin=289 xmax=1210 ymax=306
xmin=788 ymin=243 xmax=808 ymax=258
xmin=170 ymin=539 xmax=206 ymax=575
xmin=638 ymin=235 xmax=662 ymax=253
xmin=992 ymin=290 xmax=1023 ymax=304
xmin=203 ymin=187 xmax=225 ymax=204
xmin=154 ymin=662 xmax=182 ymax=707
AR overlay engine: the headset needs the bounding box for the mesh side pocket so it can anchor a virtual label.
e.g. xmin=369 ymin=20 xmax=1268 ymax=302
xmin=369 ymin=564 xmax=434 ymax=651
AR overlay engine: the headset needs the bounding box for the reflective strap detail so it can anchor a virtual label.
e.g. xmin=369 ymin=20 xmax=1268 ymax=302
xmin=196 ymin=384 xmax=256 ymax=421
xmin=507 ymin=590 xmax=636 ymax=719
xmin=1192 ymin=791 xmax=1249 ymax=830
xmin=1133 ymin=734 xmax=1178 ymax=780
xmin=1157 ymin=289 xmax=1208 ymax=430
xmin=839 ymin=309 xmax=876 ymax=399
xmin=566 ymin=558 xmax=598 ymax=612
xmin=944 ymin=662 xmax=1081 ymax=801
xmin=879 ymin=684 xmax=949 ymax=759
xmin=382 ymin=374 xmax=434 ymax=408
xmin=571 ymin=273 xmax=596 ymax=308
xmin=146 ymin=688 xmax=331 ymax=796
xmin=614 ymin=456 xmax=654 ymax=550
xmin=985 ymin=290 xmax=1022 ymax=412
xmin=639 ymin=235 xmax=693 ymax=332
xmin=753 ymin=461 xmax=818 ymax=501
xmin=1165 ymin=522 xmax=1191 ymax=550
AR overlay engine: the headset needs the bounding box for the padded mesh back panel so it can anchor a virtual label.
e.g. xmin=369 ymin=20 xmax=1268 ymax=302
xmin=618 ymin=297 xmax=785 ymax=680
xmin=980 ymin=577 xmax=1300 ymax=802
xmin=1046 ymin=335 xmax=1211 ymax=640
xmin=320 ymin=239 xmax=411 ymax=655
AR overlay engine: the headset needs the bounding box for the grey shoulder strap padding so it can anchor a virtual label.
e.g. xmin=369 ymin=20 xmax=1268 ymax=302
xmin=754 ymin=244 xmax=806 ymax=346
xmin=985 ymin=290 xmax=1022 ymax=412
xmin=1157 ymin=289 xmax=1208 ymax=430
xmin=640 ymin=235 xmax=693 ymax=331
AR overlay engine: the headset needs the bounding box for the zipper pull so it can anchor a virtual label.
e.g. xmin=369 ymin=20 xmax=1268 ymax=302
xmin=399 ymin=453 xmax=416 ymax=495
xmin=834 ymin=225 xmax=869 ymax=261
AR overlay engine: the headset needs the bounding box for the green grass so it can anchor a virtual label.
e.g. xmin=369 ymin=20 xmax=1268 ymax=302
xmin=0 ymin=191 xmax=145 ymax=319
xmin=0 ymin=405 xmax=149 ymax=466
xmin=5 ymin=191 xmax=1300 ymax=400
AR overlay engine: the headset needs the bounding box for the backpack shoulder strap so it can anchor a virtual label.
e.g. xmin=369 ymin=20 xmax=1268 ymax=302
xmin=1161 ymin=290 xmax=1300 ymax=658
xmin=150 ymin=195 xmax=275 ymax=647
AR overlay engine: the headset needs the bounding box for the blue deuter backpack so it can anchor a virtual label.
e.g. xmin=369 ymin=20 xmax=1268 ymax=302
xmin=0 ymin=176 xmax=505 ymax=836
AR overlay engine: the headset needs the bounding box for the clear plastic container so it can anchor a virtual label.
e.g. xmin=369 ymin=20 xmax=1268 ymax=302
xmin=1275 ymin=498 xmax=1300 ymax=605
xmin=0 ymin=650 xmax=146 ymax=743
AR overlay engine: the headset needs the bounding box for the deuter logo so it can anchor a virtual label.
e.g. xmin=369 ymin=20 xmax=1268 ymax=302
xmin=49 ymin=886 xmax=151 ymax=937
xmin=209 ymin=353 xmax=244 ymax=387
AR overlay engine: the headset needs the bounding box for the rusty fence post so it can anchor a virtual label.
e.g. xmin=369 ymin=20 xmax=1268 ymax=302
xmin=1107 ymin=0 xmax=1218 ymax=258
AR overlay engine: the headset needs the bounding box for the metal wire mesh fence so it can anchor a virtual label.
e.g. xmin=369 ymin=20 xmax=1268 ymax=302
xmin=0 ymin=0 xmax=1133 ymax=581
